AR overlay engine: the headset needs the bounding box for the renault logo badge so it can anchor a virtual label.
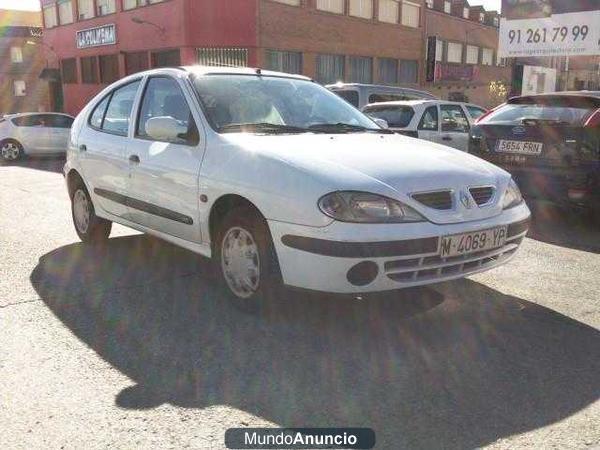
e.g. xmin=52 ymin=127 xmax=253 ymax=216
xmin=460 ymin=191 xmax=474 ymax=209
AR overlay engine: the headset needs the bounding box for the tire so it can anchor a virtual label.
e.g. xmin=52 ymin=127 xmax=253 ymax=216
xmin=0 ymin=140 xmax=23 ymax=162
xmin=70 ymin=181 xmax=112 ymax=244
xmin=213 ymin=207 xmax=281 ymax=313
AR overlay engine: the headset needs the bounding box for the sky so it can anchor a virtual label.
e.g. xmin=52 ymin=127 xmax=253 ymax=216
xmin=0 ymin=0 xmax=503 ymax=12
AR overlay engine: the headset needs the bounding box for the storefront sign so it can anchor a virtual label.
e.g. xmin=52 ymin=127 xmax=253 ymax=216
xmin=76 ymin=24 xmax=116 ymax=49
xmin=499 ymin=10 xmax=600 ymax=57
xmin=435 ymin=64 xmax=479 ymax=82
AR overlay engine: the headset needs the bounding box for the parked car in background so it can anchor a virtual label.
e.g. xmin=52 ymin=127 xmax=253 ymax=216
xmin=363 ymin=100 xmax=487 ymax=151
xmin=64 ymin=66 xmax=530 ymax=310
xmin=326 ymin=83 xmax=437 ymax=109
xmin=0 ymin=113 xmax=74 ymax=161
xmin=469 ymin=92 xmax=600 ymax=218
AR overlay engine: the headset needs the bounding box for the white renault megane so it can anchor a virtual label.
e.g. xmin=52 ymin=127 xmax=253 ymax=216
xmin=64 ymin=66 xmax=530 ymax=308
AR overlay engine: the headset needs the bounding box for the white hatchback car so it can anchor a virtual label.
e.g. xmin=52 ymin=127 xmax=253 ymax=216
xmin=0 ymin=112 xmax=74 ymax=161
xmin=64 ymin=67 xmax=530 ymax=309
xmin=363 ymin=100 xmax=487 ymax=152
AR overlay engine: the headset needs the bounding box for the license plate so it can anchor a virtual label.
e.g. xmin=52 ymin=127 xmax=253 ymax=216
xmin=496 ymin=140 xmax=543 ymax=155
xmin=440 ymin=226 xmax=507 ymax=258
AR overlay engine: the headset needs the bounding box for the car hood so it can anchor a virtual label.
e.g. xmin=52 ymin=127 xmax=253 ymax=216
xmin=222 ymin=133 xmax=511 ymax=224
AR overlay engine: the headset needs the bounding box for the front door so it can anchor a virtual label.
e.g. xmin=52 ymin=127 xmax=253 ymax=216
xmin=127 ymin=75 xmax=205 ymax=243
xmin=439 ymin=104 xmax=471 ymax=151
xmin=417 ymin=105 xmax=440 ymax=144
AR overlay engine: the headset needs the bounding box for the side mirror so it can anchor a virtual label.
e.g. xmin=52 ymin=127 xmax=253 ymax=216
xmin=145 ymin=116 xmax=186 ymax=142
xmin=373 ymin=118 xmax=389 ymax=129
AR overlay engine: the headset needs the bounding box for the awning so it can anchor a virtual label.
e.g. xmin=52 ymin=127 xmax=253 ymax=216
xmin=39 ymin=68 xmax=60 ymax=82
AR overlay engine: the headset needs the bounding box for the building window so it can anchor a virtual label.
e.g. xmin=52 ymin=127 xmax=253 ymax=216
xmin=444 ymin=1 xmax=451 ymax=14
xmin=197 ymin=48 xmax=248 ymax=67
xmin=425 ymin=0 xmax=433 ymax=8
xmin=58 ymin=0 xmax=74 ymax=24
xmin=435 ymin=38 xmax=443 ymax=62
xmin=10 ymin=47 xmax=23 ymax=63
xmin=125 ymin=51 xmax=149 ymax=75
xmin=151 ymin=49 xmax=181 ymax=68
xmin=479 ymin=13 xmax=485 ymax=22
xmin=316 ymin=0 xmax=344 ymax=14
xmin=77 ymin=0 xmax=95 ymax=20
xmin=378 ymin=0 xmax=399 ymax=23
xmin=13 ymin=80 xmax=26 ymax=97
xmin=399 ymin=60 xmax=418 ymax=83
xmin=349 ymin=56 xmax=372 ymax=83
xmin=97 ymin=0 xmax=116 ymax=16
xmin=123 ymin=0 xmax=140 ymax=9
xmin=349 ymin=0 xmax=373 ymax=19
xmin=43 ymin=5 xmax=58 ymax=28
xmin=463 ymin=7 xmax=469 ymax=19
xmin=81 ymin=56 xmax=98 ymax=83
xmin=99 ymin=54 xmax=119 ymax=83
xmin=447 ymin=42 xmax=463 ymax=63
xmin=482 ymin=48 xmax=493 ymax=66
xmin=493 ymin=17 xmax=499 ymax=26
xmin=61 ymin=58 xmax=77 ymax=83
xmin=271 ymin=0 xmax=300 ymax=4
xmin=379 ymin=58 xmax=398 ymax=85
xmin=401 ymin=1 xmax=420 ymax=28
xmin=265 ymin=50 xmax=302 ymax=74
xmin=316 ymin=54 xmax=345 ymax=84
xmin=466 ymin=45 xmax=479 ymax=65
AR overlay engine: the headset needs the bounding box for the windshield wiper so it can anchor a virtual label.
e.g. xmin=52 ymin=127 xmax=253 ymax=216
xmin=307 ymin=122 xmax=393 ymax=134
xmin=218 ymin=122 xmax=309 ymax=134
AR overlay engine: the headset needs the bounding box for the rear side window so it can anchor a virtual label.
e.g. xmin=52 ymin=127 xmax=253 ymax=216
xmin=136 ymin=77 xmax=199 ymax=146
xmin=103 ymin=81 xmax=141 ymax=136
xmin=364 ymin=105 xmax=415 ymax=128
xmin=89 ymin=96 xmax=110 ymax=129
xmin=334 ymin=90 xmax=359 ymax=107
xmin=46 ymin=115 xmax=74 ymax=128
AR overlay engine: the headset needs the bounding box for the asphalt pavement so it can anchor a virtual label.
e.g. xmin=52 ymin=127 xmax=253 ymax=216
xmin=1 ymin=157 xmax=599 ymax=449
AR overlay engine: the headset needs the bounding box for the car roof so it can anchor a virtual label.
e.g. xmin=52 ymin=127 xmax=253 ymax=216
xmin=164 ymin=65 xmax=313 ymax=81
xmin=2 ymin=112 xmax=74 ymax=119
xmin=363 ymin=100 xmax=478 ymax=108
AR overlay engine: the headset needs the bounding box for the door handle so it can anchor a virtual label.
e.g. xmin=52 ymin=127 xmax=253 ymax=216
xmin=129 ymin=154 xmax=140 ymax=163
xmin=442 ymin=136 xmax=453 ymax=141
xmin=79 ymin=144 xmax=87 ymax=152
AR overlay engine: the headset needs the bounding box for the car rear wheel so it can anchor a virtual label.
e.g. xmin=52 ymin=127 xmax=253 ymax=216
xmin=214 ymin=207 xmax=281 ymax=313
xmin=0 ymin=140 xmax=23 ymax=162
xmin=71 ymin=182 xmax=112 ymax=244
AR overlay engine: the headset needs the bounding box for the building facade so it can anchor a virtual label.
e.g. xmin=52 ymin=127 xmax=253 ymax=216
xmin=423 ymin=0 xmax=510 ymax=108
xmin=0 ymin=10 xmax=51 ymax=114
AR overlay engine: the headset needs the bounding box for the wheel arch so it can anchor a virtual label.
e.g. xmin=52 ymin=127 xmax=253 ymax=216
xmin=66 ymin=169 xmax=86 ymax=198
xmin=208 ymin=194 xmax=266 ymax=249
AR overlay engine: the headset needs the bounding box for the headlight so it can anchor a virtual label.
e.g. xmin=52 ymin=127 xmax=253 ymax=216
xmin=502 ymin=179 xmax=523 ymax=209
xmin=318 ymin=191 xmax=425 ymax=223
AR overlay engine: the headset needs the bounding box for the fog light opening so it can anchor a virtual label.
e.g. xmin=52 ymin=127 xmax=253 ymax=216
xmin=347 ymin=261 xmax=379 ymax=287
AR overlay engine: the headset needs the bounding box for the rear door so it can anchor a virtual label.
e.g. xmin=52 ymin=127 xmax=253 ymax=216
xmin=439 ymin=104 xmax=470 ymax=151
xmin=78 ymin=80 xmax=142 ymax=218
xmin=44 ymin=114 xmax=74 ymax=151
xmin=12 ymin=115 xmax=49 ymax=152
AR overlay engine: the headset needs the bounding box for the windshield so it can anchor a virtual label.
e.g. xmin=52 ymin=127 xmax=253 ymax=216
xmin=193 ymin=75 xmax=380 ymax=133
xmin=480 ymin=103 xmax=594 ymax=126
xmin=363 ymin=105 xmax=415 ymax=128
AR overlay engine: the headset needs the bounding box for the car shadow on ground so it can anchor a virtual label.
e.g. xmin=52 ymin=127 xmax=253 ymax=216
xmin=0 ymin=155 xmax=65 ymax=174
xmin=527 ymin=199 xmax=600 ymax=254
xmin=30 ymin=235 xmax=600 ymax=449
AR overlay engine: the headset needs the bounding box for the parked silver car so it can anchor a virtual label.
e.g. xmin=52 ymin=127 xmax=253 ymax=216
xmin=0 ymin=112 xmax=74 ymax=161
xmin=326 ymin=83 xmax=437 ymax=109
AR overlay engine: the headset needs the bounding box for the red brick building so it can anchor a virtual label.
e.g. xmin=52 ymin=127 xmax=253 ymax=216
xmin=0 ymin=9 xmax=51 ymax=114
xmin=424 ymin=0 xmax=510 ymax=108
xmin=42 ymin=0 xmax=428 ymax=115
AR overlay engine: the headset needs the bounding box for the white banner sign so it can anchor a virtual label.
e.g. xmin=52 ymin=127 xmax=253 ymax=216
xmin=76 ymin=24 xmax=116 ymax=49
xmin=499 ymin=10 xmax=600 ymax=58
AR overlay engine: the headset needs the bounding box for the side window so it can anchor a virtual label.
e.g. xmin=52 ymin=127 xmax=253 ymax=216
xmin=440 ymin=104 xmax=470 ymax=133
xmin=466 ymin=105 xmax=487 ymax=120
xmin=418 ymin=106 xmax=438 ymax=131
xmin=45 ymin=115 xmax=74 ymax=128
xmin=103 ymin=81 xmax=141 ymax=136
xmin=12 ymin=115 xmax=45 ymax=127
xmin=136 ymin=77 xmax=199 ymax=146
xmin=89 ymin=95 xmax=110 ymax=129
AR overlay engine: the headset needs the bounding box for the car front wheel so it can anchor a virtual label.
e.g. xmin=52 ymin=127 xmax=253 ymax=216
xmin=215 ymin=207 xmax=281 ymax=312
xmin=71 ymin=183 xmax=112 ymax=243
xmin=1 ymin=140 xmax=23 ymax=162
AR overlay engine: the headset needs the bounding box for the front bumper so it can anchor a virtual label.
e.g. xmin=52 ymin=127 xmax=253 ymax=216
xmin=269 ymin=202 xmax=531 ymax=294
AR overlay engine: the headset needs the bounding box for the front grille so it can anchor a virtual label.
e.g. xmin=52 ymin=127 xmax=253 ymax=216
xmin=412 ymin=190 xmax=453 ymax=210
xmin=469 ymin=186 xmax=495 ymax=206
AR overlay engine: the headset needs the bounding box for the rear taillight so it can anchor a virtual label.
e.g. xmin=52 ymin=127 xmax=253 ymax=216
xmin=475 ymin=103 xmax=505 ymax=124
xmin=584 ymin=109 xmax=600 ymax=128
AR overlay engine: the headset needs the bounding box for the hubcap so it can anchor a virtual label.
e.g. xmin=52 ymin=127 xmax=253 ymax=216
xmin=221 ymin=227 xmax=260 ymax=299
xmin=1 ymin=143 xmax=19 ymax=161
xmin=73 ymin=189 xmax=91 ymax=234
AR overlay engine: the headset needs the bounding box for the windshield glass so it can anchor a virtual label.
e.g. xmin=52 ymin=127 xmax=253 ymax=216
xmin=364 ymin=105 xmax=415 ymax=128
xmin=193 ymin=75 xmax=380 ymax=133
xmin=480 ymin=103 xmax=594 ymax=126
